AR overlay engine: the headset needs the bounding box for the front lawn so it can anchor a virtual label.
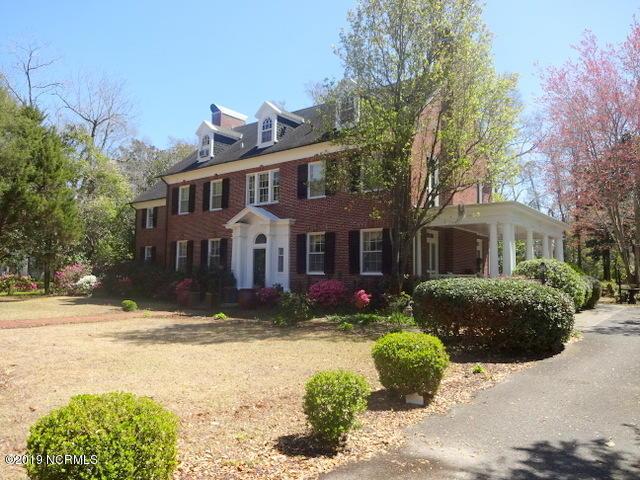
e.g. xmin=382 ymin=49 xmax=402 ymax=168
xmin=0 ymin=312 xmax=535 ymax=480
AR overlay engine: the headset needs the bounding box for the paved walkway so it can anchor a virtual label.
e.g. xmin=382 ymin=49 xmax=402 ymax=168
xmin=323 ymin=304 xmax=640 ymax=480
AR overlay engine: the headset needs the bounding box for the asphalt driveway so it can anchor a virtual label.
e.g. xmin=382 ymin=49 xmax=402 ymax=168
xmin=323 ymin=304 xmax=640 ymax=480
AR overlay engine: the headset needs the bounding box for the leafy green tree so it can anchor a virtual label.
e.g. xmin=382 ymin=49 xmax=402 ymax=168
xmin=322 ymin=0 xmax=520 ymax=288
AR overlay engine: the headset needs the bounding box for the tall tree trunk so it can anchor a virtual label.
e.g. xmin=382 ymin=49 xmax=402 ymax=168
xmin=603 ymin=247 xmax=611 ymax=281
xmin=634 ymin=191 xmax=640 ymax=284
xmin=44 ymin=263 xmax=51 ymax=294
xmin=576 ymin=234 xmax=583 ymax=270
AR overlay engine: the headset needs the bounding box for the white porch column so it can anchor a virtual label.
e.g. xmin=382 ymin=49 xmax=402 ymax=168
xmin=526 ymin=229 xmax=534 ymax=260
xmin=265 ymin=223 xmax=274 ymax=287
xmin=414 ymin=228 xmax=423 ymax=276
xmin=489 ymin=222 xmax=499 ymax=278
xmin=231 ymin=226 xmax=249 ymax=288
xmin=542 ymin=234 xmax=550 ymax=258
xmin=555 ymin=236 xmax=565 ymax=262
xmin=502 ymin=223 xmax=516 ymax=276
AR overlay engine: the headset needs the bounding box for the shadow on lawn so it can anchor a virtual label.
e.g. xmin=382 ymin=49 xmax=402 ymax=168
xmin=101 ymin=318 xmax=376 ymax=345
xmin=470 ymin=437 xmax=639 ymax=480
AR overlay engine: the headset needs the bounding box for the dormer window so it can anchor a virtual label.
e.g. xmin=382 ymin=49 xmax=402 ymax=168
xmin=261 ymin=117 xmax=273 ymax=144
xmin=336 ymin=95 xmax=359 ymax=128
xmin=199 ymin=135 xmax=211 ymax=159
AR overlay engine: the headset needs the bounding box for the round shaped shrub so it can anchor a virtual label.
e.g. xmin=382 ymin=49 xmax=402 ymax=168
xmin=303 ymin=370 xmax=370 ymax=445
xmin=26 ymin=392 xmax=178 ymax=480
xmin=371 ymin=332 xmax=449 ymax=397
xmin=413 ymin=278 xmax=575 ymax=352
xmin=121 ymin=299 xmax=138 ymax=312
xmin=583 ymin=276 xmax=601 ymax=309
xmin=308 ymin=280 xmax=348 ymax=308
xmin=513 ymin=258 xmax=585 ymax=310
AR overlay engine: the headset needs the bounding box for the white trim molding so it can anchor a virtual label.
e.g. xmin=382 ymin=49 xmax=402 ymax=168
xmin=131 ymin=198 xmax=165 ymax=210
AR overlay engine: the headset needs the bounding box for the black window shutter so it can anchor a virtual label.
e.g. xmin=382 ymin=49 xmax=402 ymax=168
xmin=325 ymin=232 xmax=336 ymax=275
xmin=170 ymin=241 xmax=177 ymax=270
xmin=297 ymin=164 xmax=308 ymax=199
xmin=186 ymin=240 xmax=194 ymax=273
xmin=141 ymin=209 xmax=147 ymax=229
xmin=151 ymin=246 xmax=156 ymax=262
xmin=382 ymin=228 xmax=392 ymax=274
xmin=349 ymin=160 xmax=362 ymax=193
xmin=296 ymin=233 xmax=307 ymax=274
xmin=203 ymin=181 xmax=211 ymax=211
xmin=200 ymin=239 xmax=209 ymax=268
xmin=325 ymin=159 xmax=336 ymax=196
xmin=152 ymin=207 xmax=158 ymax=227
xmin=171 ymin=188 xmax=179 ymax=215
xmin=348 ymin=230 xmax=360 ymax=274
xmin=139 ymin=246 xmax=145 ymax=263
xmin=188 ymin=184 xmax=196 ymax=213
xmin=221 ymin=178 xmax=230 ymax=208
xmin=219 ymin=238 xmax=228 ymax=267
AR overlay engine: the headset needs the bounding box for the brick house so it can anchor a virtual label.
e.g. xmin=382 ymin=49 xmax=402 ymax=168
xmin=131 ymin=101 xmax=567 ymax=293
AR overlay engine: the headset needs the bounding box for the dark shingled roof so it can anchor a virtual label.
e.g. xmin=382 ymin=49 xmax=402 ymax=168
xmin=131 ymin=103 xmax=331 ymax=204
xmin=131 ymin=181 xmax=167 ymax=203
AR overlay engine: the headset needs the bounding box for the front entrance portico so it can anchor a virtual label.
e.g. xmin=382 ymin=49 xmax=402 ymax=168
xmin=225 ymin=206 xmax=293 ymax=290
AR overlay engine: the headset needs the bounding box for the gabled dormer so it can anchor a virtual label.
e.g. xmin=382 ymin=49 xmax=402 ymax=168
xmin=255 ymin=101 xmax=304 ymax=149
xmin=196 ymin=120 xmax=243 ymax=162
xmin=334 ymin=78 xmax=360 ymax=129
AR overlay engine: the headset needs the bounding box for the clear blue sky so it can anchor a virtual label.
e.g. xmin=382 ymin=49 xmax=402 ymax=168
xmin=1 ymin=0 xmax=639 ymax=148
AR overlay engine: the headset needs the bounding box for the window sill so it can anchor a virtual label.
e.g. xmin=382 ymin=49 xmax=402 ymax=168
xmin=360 ymin=272 xmax=383 ymax=276
xmin=208 ymin=208 xmax=223 ymax=212
xmin=178 ymin=211 xmax=190 ymax=216
xmin=307 ymin=194 xmax=326 ymax=200
xmin=247 ymin=201 xmax=279 ymax=207
xmin=306 ymin=271 xmax=325 ymax=276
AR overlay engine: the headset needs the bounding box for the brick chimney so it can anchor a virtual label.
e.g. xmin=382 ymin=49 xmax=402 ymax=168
xmin=210 ymin=104 xmax=247 ymax=129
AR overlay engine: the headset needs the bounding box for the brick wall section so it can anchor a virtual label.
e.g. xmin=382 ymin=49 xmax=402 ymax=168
xmin=135 ymin=206 xmax=167 ymax=266
xmin=420 ymin=227 xmax=487 ymax=276
xmin=161 ymin=156 xmax=389 ymax=283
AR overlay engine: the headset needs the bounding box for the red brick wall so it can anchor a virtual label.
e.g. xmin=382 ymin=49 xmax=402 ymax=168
xmin=135 ymin=206 xmax=167 ymax=266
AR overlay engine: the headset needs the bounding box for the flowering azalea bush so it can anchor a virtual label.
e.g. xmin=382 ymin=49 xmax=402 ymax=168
xmin=353 ymin=289 xmax=372 ymax=310
xmin=54 ymin=263 xmax=91 ymax=294
xmin=175 ymin=278 xmax=195 ymax=296
xmin=308 ymin=280 xmax=348 ymax=308
xmin=73 ymin=275 xmax=100 ymax=296
xmin=0 ymin=274 xmax=38 ymax=294
xmin=256 ymin=287 xmax=281 ymax=307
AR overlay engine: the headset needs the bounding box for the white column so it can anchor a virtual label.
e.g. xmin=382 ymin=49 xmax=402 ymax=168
xmin=265 ymin=223 xmax=274 ymax=287
xmin=526 ymin=229 xmax=534 ymax=260
xmin=542 ymin=234 xmax=550 ymax=258
xmin=489 ymin=223 xmax=499 ymax=278
xmin=233 ymin=226 xmax=249 ymax=288
xmin=416 ymin=228 xmax=422 ymax=277
xmin=555 ymin=236 xmax=564 ymax=262
xmin=502 ymin=223 xmax=516 ymax=276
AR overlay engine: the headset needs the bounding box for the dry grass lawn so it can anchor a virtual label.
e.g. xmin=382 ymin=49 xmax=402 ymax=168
xmin=0 ymin=295 xmax=127 ymax=321
xmin=0 ymin=309 xmax=535 ymax=480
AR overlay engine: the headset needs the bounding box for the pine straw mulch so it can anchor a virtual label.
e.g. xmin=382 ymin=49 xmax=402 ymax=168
xmin=174 ymin=347 xmax=540 ymax=480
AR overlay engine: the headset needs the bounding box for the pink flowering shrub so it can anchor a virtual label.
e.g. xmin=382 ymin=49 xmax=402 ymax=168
xmin=256 ymin=287 xmax=281 ymax=307
xmin=308 ymin=280 xmax=348 ymax=308
xmin=0 ymin=274 xmax=38 ymax=294
xmin=54 ymin=263 xmax=91 ymax=294
xmin=175 ymin=278 xmax=195 ymax=296
xmin=353 ymin=289 xmax=372 ymax=310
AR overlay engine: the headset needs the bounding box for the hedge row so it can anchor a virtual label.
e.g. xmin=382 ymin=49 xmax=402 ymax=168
xmin=413 ymin=278 xmax=575 ymax=353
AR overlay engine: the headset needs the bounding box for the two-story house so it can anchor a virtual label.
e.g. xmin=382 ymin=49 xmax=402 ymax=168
xmin=131 ymin=100 xmax=567 ymax=293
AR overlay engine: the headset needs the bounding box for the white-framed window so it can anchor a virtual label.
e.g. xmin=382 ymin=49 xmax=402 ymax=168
xmin=425 ymin=230 xmax=439 ymax=275
xmin=176 ymin=240 xmax=188 ymax=272
xmin=336 ymin=95 xmax=359 ymax=128
xmin=261 ymin=117 xmax=273 ymax=144
xmin=307 ymin=232 xmax=325 ymax=274
xmin=476 ymin=183 xmax=484 ymax=204
xmin=427 ymin=168 xmax=440 ymax=207
xmin=144 ymin=246 xmax=153 ymax=262
xmin=277 ymin=247 xmax=284 ymax=273
xmin=178 ymin=185 xmax=190 ymax=215
xmin=209 ymin=180 xmax=223 ymax=210
xmin=199 ymin=135 xmax=211 ymax=158
xmin=208 ymin=239 xmax=221 ymax=267
xmin=308 ymin=161 xmax=326 ymax=199
xmin=145 ymin=207 xmax=154 ymax=229
xmin=246 ymin=170 xmax=279 ymax=206
xmin=361 ymin=229 xmax=383 ymax=275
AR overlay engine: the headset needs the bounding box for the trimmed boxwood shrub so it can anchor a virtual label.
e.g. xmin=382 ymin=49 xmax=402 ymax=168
xmin=371 ymin=332 xmax=449 ymax=397
xmin=513 ymin=258 xmax=586 ymax=310
xmin=583 ymin=276 xmax=601 ymax=309
xmin=26 ymin=392 xmax=178 ymax=480
xmin=121 ymin=299 xmax=138 ymax=311
xmin=303 ymin=370 xmax=370 ymax=445
xmin=413 ymin=278 xmax=575 ymax=353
